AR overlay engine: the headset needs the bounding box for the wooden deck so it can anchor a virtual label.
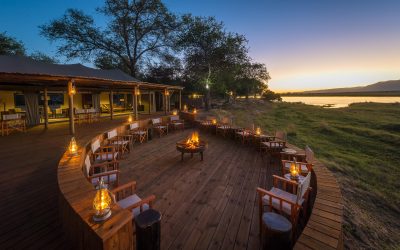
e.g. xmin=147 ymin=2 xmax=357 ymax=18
xmin=120 ymin=130 xmax=278 ymax=249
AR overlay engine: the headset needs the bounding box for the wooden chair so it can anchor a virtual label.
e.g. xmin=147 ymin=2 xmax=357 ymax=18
xmin=84 ymin=154 xmax=119 ymax=187
xmin=216 ymin=117 xmax=232 ymax=137
xmin=257 ymin=172 xmax=312 ymax=239
xmin=152 ymin=118 xmax=168 ymax=137
xmin=87 ymin=108 xmax=99 ymax=123
xmin=112 ymin=181 xmax=156 ymax=231
xmin=169 ymin=115 xmax=185 ymax=131
xmin=128 ymin=122 xmax=148 ymax=144
xmin=91 ymin=138 xmax=119 ymax=163
xmin=260 ymin=131 xmax=287 ymax=157
xmin=281 ymin=160 xmax=313 ymax=176
xmin=1 ymin=114 xmax=26 ymax=136
xmin=107 ymin=129 xmax=132 ymax=155
xmin=234 ymin=128 xmax=252 ymax=144
xmin=305 ymin=146 xmax=315 ymax=163
xmin=75 ymin=109 xmax=87 ymax=124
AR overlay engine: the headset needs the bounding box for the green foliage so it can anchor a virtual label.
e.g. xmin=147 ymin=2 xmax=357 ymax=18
xmin=0 ymin=32 xmax=26 ymax=56
xmin=40 ymin=0 xmax=179 ymax=77
xmin=262 ymin=89 xmax=281 ymax=101
xmin=29 ymin=51 xmax=59 ymax=64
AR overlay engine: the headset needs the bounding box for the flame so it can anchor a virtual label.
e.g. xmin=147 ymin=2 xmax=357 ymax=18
xmin=128 ymin=115 xmax=133 ymax=123
xmin=290 ymin=162 xmax=300 ymax=178
xmin=172 ymin=110 xmax=178 ymax=115
xmin=193 ymin=108 xmax=197 ymax=114
xmin=185 ymin=131 xmax=200 ymax=149
xmin=256 ymin=127 xmax=261 ymax=135
xmin=212 ymin=119 xmax=217 ymax=125
xmin=69 ymin=137 xmax=78 ymax=155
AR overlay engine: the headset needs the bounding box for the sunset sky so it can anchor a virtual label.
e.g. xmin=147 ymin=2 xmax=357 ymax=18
xmin=1 ymin=0 xmax=399 ymax=91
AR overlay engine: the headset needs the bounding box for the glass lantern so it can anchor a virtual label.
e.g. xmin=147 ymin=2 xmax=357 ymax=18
xmin=93 ymin=178 xmax=113 ymax=222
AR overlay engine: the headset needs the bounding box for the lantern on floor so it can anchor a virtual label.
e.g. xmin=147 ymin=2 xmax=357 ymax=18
xmin=289 ymin=161 xmax=300 ymax=180
xmin=193 ymin=108 xmax=197 ymax=114
xmin=183 ymin=104 xmax=188 ymax=111
xmin=93 ymin=178 xmax=113 ymax=222
xmin=172 ymin=109 xmax=178 ymax=116
xmin=127 ymin=115 xmax=133 ymax=123
xmin=69 ymin=137 xmax=78 ymax=156
xmin=255 ymin=127 xmax=261 ymax=135
xmin=212 ymin=118 xmax=217 ymax=125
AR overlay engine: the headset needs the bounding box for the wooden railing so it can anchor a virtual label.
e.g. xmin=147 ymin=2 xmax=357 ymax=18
xmin=57 ymin=116 xmax=172 ymax=250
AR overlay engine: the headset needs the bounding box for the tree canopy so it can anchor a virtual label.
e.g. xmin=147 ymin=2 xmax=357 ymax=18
xmin=0 ymin=32 xmax=26 ymax=56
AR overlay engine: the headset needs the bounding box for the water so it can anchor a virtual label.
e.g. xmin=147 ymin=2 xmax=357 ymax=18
xmin=281 ymin=96 xmax=400 ymax=108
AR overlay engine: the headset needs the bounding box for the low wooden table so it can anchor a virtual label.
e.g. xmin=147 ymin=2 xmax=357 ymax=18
xmin=176 ymin=141 xmax=206 ymax=161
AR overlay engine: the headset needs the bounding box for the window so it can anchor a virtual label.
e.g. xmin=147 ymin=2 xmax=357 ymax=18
xmin=14 ymin=93 xmax=25 ymax=107
xmin=39 ymin=93 xmax=64 ymax=107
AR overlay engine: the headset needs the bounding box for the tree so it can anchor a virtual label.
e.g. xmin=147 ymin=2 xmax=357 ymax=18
xmin=235 ymin=62 xmax=271 ymax=98
xmin=0 ymin=32 xmax=26 ymax=56
xmin=40 ymin=0 xmax=179 ymax=77
xmin=30 ymin=51 xmax=59 ymax=64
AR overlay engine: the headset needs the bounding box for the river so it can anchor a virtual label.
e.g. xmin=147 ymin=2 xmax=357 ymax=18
xmin=281 ymin=96 xmax=400 ymax=108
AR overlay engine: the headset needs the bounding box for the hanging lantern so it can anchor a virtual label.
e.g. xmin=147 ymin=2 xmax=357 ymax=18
xmin=165 ymin=89 xmax=170 ymax=96
xmin=135 ymin=88 xmax=141 ymax=96
xmin=69 ymin=137 xmax=78 ymax=156
xmin=93 ymin=178 xmax=114 ymax=222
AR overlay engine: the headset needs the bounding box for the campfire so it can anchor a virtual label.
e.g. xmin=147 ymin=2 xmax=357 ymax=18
xmin=185 ymin=131 xmax=200 ymax=149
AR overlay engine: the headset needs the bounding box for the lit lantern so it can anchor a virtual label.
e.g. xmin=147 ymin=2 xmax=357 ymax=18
xmin=69 ymin=137 xmax=78 ymax=156
xmin=135 ymin=88 xmax=141 ymax=96
xmin=93 ymin=178 xmax=113 ymax=222
xmin=172 ymin=110 xmax=178 ymax=116
xmin=183 ymin=105 xmax=188 ymax=111
xmin=212 ymin=119 xmax=217 ymax=125
xmin=256 ymin=127 xmax=261 ymax=135
xmin=290 ymin=162 xmax=300 ymax=180
xmin=68 ymin=83 xmax=76 ymax=95
xmin=165 ymin=89 xmax=170 ymax=96
xmin=127 ymin=115 xmax=133 ymax=123
xmin=193 ymin=108 xmax=197 ymax=114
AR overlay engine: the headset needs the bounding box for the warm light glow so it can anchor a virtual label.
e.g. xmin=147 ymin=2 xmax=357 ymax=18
xmin=290 ymin=162 xmax=300 ymax=179
xmin=135 ymin=88 xmax=141 ymax=96
xmin=68 ymin=84 xmax=76 ymax=95
xmin=127 ymin=115 xmax=132 ymax=123
xmin=185 ymin=131 xmax=200 ymax=149
xmin=93 ymin=179 xmax=113 ymax=222
xmin=212 ymin=119 xmax=217 ymax=125
xmin=183 ymin=105 xmax=188 ymax=111
xmin=165 ymin=89 xmax=170 ymax=96
xmin=172 ymin=110 xmax=178 ymax=116
xmin=256 ymin=127 xmax=261 ymax=135
xmin=69 ymin=137 xmax=78 ymax=156
xmin=193 ymin=108 xmax=197 ymax=114
xmin=192 ymin=94 xmax=197 ymax=98
xmin=228 ymin=91 xmax=233 ymax=96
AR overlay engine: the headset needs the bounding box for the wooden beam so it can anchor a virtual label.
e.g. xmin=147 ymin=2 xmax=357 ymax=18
xmin=67 ymin=80 xmax=75 ymax=135
xmin=164 ymin=90 xmax=167 ymax=115
xmin=149 ymin=93 xmax=152 ymax=114
xmin=43 ymin=87 xmax=49 ymax=129
xmin=109 ymin=90 xmax=114 ymax=120
xmin=134 ymin=87 xmax=138 ymax=120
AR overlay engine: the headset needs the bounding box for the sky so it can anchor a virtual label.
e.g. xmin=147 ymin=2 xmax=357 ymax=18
xmin=0 ymin=0 xmax=399 ymax=92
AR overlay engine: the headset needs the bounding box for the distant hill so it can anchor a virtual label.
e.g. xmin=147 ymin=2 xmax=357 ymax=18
xmin=303 ymin=80 xmax=400 ymax=94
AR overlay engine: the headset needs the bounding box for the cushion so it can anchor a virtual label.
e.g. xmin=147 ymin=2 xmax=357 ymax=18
xmin=170 ymin=115 xmax=179 ymax=121
xmin=155 ymin=125 xmax=166 ymax=129
xmin=218 ymin=125 xmax=230 ymax=129
xmin=111 ymin=140 xmax=129 ymax=145
xmin=95 ymin=152 xmax=118 ymax=161
xmin=117 ymin=194 xmax=150 ymax=217
xmin=108 ymin=129 xmax=117 ymax=139
xmin=236 ymin=131 xmax=250 ymax=136
xmin=261 ymin=142 xmax=283 ymax=148
xmin=152 ymin=118 xmax=161 ymax=124
xmin=91 ymin=173 xmax=117 ymax=186
xmin=130 ymin=123 xmax=139 ymax=130
xmin=133 ymin=131 xmax=146 ymax=135
xmin=84 ymin=155 xmax=91 ymax=176
xmin=262 ymin=187 xmax=304 ymax=215
xmin=172 ymin=122 xmax=183 ymax=126
xmin=91 ymin=139 xmax=101 ymax=153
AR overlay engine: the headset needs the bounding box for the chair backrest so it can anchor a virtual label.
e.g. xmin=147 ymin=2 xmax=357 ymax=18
xmin=297 ymin=172 xmax=311 ymax=204
xmin=305 ymin=145 xmax=315 ymax=163
xmin=91 ymin=139 xmax=101 ymax=153
xmin=108 ymin=129 xmax=117 ymax=139
xmin=2 ymin=114 xmax=20 ymax=120
xmin=87 ymin=108 xmax=96 ymax=113
xmin=75 ymin=109 xmax=86 ymax=114
xmin=152 ymin=118 xmax=161 ymax=125
xmin=170 ymin=115 xmax=179 ymax=121
xmin=84 ymin=155 xmax=91 ymax=176
xmin=130 ymin=122 xmax=139 ymax=130
xmin=275 ymin=131 xmax=287 ymax=141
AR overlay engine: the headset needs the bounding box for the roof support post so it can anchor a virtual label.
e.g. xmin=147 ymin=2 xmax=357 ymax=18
xmin=44 ymin=87 xmax=49 ymax=129
xmin=134 ymin=87 xmax=138 ymax=120
xmin=164 ymin=89 xmax=167 ymax=115
xmin=67 ymin=80 xmax=75 ymax=135
xmin=109 ymin=90 xmax=114 ymax=120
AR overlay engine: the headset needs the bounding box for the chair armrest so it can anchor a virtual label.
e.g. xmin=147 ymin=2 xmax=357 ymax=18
xmin=272 ymin=175 xmax=298 ymax=190
xmin=125 ymin=194 xmax=156 ymax=212
xmin=111 ymin=181 xmax=136 ymax=194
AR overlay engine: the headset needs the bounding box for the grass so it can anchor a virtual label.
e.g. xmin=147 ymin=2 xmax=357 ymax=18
xmin=212 ymin=100 xmax=400 ymax=249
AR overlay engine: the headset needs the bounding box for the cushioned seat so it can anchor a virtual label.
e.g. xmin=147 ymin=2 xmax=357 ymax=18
xmin=172 ymin=122 xmax=183 ymax=126
xmin=117 ymin=194 xmax=150 ymax=216
xmin=111 ymin=140 xmax=129 ymax=145
xmin=262 ymin=187 xmax=304 ymax=215
xmin=155 ymin=125 xmax=167 ymax=129
xmin=91 ymin=174 xmax=117 ymax=186
xmin=132 ymin=131 xmax=147 ymax=135
xmin=236 ymin=131 xmax=250 ymax=136
xmin=218 ymin=125 xmax=230 ymax=129
xmin=261 ymin=142 xmax=282 ymax=148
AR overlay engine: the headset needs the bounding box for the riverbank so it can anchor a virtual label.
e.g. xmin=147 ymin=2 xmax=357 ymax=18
xmin=212 ymin=100 xmax=400 ymax=249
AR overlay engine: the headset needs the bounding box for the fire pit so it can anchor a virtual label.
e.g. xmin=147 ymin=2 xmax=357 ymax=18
xmin=176 ymin=131 xmax=207 ymax=161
